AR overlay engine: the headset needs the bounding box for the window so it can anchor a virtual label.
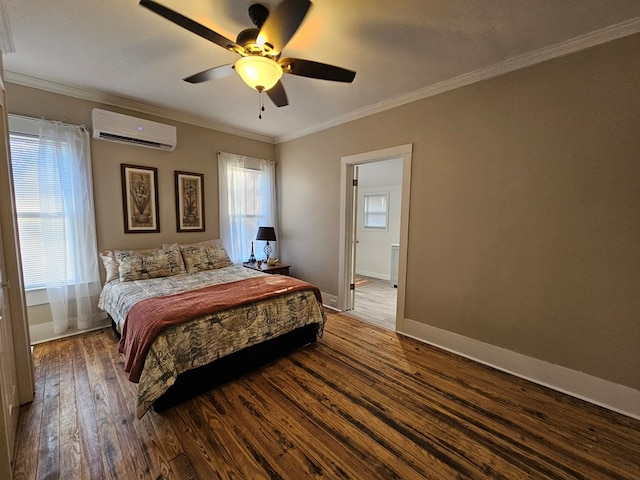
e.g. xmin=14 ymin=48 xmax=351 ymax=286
xmin=9 ymin=131 xmax=75 ymax=289
xmin=230 ymin=165 xmax=263 ymax=240
xmin=363 ymin=192 xmax=389 ymax=230
xmin=218 ymin=152 xmax=277 ymax=263
xmin=8 ymin=115 xmax=103 ymax=333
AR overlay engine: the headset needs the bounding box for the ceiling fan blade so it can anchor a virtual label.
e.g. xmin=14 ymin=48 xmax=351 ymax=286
xmin=266 ymin=81 xmax=289 ymax=107
xmin=258 ymin=0 xmax=311 ymax=55
xmin=183 ymin=64 xmax=235 ymax=84
xmin=139 ymin=0 xmax=240 ymax=52
xmin=280 ymin=58 xmax=356 ymax=83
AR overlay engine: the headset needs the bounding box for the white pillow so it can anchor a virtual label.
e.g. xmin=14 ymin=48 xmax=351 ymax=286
xmin=99 ymin=250 xmax=120 ymax=283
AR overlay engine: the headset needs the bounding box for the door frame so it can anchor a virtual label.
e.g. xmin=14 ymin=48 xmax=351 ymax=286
xmin=0 ymin=72 xmax=34 ymax=404
xmin=338 ymin=144 xmax=412 ymax=332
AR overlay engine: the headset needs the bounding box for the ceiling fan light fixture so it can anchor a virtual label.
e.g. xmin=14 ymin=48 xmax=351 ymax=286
xmin=235 ymin=56 xmax=283 ymax=91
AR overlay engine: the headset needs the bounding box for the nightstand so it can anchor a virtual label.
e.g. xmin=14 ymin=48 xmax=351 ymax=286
xmin=243 ymin=262 xmax=290 ymax=276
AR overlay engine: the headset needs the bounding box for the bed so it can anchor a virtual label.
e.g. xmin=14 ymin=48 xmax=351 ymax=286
xmin=97 ymin=240 xmax=326 ymax=418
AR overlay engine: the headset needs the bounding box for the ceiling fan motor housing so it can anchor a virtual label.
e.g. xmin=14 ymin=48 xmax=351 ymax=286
xmin=248 ymin=4 xmax=269 ymax=28
xmin=236 ymin=27 xmax=276 ymax=57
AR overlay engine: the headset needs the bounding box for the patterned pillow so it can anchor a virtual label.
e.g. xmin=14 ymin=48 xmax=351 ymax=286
xmin=115 ymin=244 xmax=187 ymax=282
xmin=99 ymin=250 xmax=120 ymax=283
xmin=176 ymin=239 xmax=233 ymax=274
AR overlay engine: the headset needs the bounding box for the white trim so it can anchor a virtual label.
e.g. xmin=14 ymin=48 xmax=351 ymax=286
xmin=275 ymin=17 xmax=640 ymax=143
xmin=321 ymin=291 xmax=338 ymax=311
xmin=401 ymin=317 xmax=640 ymax=421
xmin=4 ymin=71 xmax=274 ymax=144
xmin=8 ymin=113 xmax=41 ymax=134
xmin=24 ymin=288 xmax=48 ymax=307
xmin=355 ymin=270 xmax=389 ymax=281
xmin=29 ymin=317 xmax=110 ymax=344
xmin=339 ymin=144 xmax=412 ymax=332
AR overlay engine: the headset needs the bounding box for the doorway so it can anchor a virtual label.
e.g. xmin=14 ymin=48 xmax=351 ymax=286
xmin=338 ymin=144 xmax=412 ymax=332
xmin=351 ymin=159 xmax=402 ymax=330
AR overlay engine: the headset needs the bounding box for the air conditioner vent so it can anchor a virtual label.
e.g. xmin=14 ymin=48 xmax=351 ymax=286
xmin=91 ymin=108 xmax=177 ymax=151
xmin=96 ymin=132 xmax=172 ymax=150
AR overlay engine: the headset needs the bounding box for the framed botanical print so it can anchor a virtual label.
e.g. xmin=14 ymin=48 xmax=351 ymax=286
xmin=175 ymin=171 xmax=205 ymax=232
xmin=121 ymin=164 xmax=160 ymax=233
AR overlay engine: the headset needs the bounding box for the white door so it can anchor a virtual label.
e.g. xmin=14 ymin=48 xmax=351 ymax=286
xmin=0 ymin=93 xmax=19 ymax=480
xmin=0 ymin=206 xmax=19 ymax=478
xmin=347 ymin=166 xmax=359 ymax=310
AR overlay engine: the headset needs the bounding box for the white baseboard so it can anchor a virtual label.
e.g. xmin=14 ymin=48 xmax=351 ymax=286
xmin=356 ymin=269 xmax=390 ymax=281
xmin=401 ymin=317 xmax=640 ymax=421
xmin=29 ymin=318 xmax=111 ymax=344
xmin=321 ymin=291 xmax=339 ymax=311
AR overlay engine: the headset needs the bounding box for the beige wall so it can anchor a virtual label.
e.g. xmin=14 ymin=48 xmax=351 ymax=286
xmin=3 ymin=33 xmax=639 ymax=392
xmin=5 ymin=83 xmax=275 ymax=325
xmin=277 ymin=33 xmax=640 ymax=390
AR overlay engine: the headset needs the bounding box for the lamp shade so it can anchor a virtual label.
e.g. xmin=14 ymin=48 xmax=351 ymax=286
xmin=235 ymin=56 xmax=283 ymax=91
xmin=256 ymin=226 xmax=276 ymax=242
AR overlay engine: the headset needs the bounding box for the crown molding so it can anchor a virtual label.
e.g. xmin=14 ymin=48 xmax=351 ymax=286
xmin=4 ymin=15 xmax=639 ymax=145
xmin=3 ymin=71 xmax=275 ymax=144
xmin=275 ymin=16 xmax=640 ymax=143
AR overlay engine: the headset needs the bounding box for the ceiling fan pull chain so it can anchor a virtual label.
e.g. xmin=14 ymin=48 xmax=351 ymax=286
xmin=258 ymin=88 xmax=266 ymax=119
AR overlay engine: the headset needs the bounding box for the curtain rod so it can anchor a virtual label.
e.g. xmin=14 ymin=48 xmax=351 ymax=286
xmin=8 ymin=112 xmax=87 ymax=132
xmin=217 ymin=150 xmax=273 ymax=164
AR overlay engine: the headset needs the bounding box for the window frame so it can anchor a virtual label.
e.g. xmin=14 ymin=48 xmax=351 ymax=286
xmin=363 ymin=192 xmax=390 ymax=231
xmin=218 ymin=152 xmax=278 ymax=264
xmin=8 ymin=116 xmax=77 ymax=291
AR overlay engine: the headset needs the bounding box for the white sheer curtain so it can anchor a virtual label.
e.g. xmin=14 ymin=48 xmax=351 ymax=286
xmin=37 ymin=120 xmax=103 ymax=334
xmin=218 ymin=151 xmax=278 ymax=264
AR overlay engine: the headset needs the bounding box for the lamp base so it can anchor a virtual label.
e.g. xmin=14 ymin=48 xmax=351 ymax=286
xmin=263 ymin=241 xmax=272 ymax=261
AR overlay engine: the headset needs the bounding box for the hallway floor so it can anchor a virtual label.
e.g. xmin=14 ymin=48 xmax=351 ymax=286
xmin=348 ymin=275 xmax=397 ymax=330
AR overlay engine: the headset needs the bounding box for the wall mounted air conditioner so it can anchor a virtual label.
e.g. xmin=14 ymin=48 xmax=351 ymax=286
xmin=91 ymin=108 xmax=177 ymax=151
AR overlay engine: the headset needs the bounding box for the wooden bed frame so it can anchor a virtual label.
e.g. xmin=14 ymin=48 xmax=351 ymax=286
xmin=110 ymin=317 xmax=318 ymax=412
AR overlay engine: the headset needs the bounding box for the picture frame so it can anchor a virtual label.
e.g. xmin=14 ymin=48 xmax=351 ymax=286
xmin=121 ymin=164 xmax=160 ymax=233
xmin=175 ymin=171 xmax=205 ymax=232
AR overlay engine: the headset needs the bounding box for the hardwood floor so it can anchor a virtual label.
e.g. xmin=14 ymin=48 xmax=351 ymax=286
xmin=13 ymin=313 xmax=640 ymax=479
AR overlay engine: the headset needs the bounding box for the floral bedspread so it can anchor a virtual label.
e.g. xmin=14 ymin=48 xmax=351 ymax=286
xmin=98 ymin=265 xmax=326 ymax=418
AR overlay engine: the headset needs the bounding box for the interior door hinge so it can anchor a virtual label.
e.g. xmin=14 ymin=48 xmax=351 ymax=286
xmin=350 ymin=283 xmax=355 ymax=290
xmin=352 ymin=179 xmax=358 ymax=187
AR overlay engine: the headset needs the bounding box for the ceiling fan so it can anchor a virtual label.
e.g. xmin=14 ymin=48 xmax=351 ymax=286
xmin=139 ymin=0 xmax=356 ymax=112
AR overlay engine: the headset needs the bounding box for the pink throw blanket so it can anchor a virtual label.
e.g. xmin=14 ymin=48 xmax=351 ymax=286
xmin=118 ymin=275 xmax=322 ymax=383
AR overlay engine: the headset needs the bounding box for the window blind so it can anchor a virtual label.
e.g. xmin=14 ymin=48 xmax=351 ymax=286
xmin=9 ymin=132 xmax=75 ymax=289
xmin=364 ymin=193 xmax=389 ymax=230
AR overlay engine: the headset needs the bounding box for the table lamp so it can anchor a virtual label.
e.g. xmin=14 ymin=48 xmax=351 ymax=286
xmin=256 ymin=226 xmax=276 ymax=261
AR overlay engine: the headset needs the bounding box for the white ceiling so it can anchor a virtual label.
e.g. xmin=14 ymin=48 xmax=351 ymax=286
xmin=3 ymin=0 xmax=640 ymax=143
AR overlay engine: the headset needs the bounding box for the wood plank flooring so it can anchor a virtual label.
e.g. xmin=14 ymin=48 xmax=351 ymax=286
xmin=12 ymin=313 xmax=640 ymax=479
